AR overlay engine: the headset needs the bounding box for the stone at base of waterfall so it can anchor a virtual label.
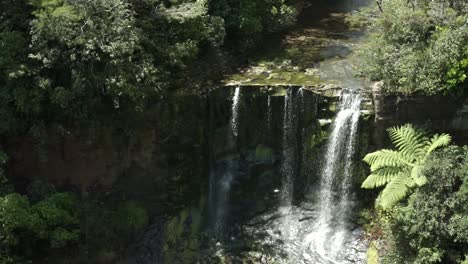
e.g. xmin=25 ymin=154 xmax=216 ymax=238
xmin=343 ymin=228 xmax=368 ymax=263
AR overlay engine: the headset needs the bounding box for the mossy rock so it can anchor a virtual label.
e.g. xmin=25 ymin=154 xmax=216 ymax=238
xmin=255 ymin=145 xmax=274 ymax=161
xmin=367 ymin=241 xmax=379 ymax=264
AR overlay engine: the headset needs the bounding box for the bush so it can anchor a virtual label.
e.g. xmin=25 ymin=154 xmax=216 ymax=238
xmin=353 ymin=0 xmax=468 ymax=95
xmin=385 ymin=146 xmax=468 ymax=264
xmin=0 ymin=191 xmax=80 ymax=262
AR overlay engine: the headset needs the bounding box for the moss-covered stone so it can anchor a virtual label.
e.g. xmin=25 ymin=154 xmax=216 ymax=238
xmin=367 ymin=241 xmax=379 ymax=264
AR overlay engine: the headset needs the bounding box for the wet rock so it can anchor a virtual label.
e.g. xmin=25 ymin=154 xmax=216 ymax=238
xmin=305 ymin=68 xmax=319 ymax=76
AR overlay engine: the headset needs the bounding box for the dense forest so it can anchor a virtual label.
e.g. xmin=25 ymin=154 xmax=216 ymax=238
xmin=0 ymin=0 xmax=467 ymax=263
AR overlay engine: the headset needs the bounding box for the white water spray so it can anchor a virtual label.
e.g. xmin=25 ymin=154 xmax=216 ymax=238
xmin=279 ymin=88 xmax=298 ymax=238
xmin=304 ymin=91 xmax=361 ymax=261
xmin=267 ymin=95 xmax=272 ymax=131
xmin=231 ymin=86 xmax=241 ymax=137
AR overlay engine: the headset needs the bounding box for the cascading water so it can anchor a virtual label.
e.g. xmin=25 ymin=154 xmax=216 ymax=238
xmin=211 ymin=161 xmax=236 ymax=231
xmin=209 ymin=86 xmax=242 ymax=232
xmin=267 ymin=95 xmax=272 ymax=132
xmin=279 ymin=88 xmax=297 ymax=238
xmin=231 ymin=86 xmax=241 ymax=137
xmin=304 ymin=91 xmax=362 ymax=262
xmin=333 ymin=94 xmax=362 ymax=251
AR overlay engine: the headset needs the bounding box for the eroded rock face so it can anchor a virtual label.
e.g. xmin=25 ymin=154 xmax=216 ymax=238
xmin=6 ymin=87 xmax=326 ymax=190
xmin=372 ymin=82 xmax=468 ymax=146
xmin=6 ymin=86 xmax=374 ymax=263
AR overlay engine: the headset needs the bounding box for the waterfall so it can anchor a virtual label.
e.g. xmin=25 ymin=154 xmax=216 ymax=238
xmin=208 ymin=86 xmax=241 ymax=233
xmin=304 ymin=91 xmax=361 ymax=261
xmin=212 ymin=160 xmax=236 ymax=231
xmin=267 ymin=95 xmax=272 ymax=132
xmin=279 ymin=88 xmax=297 ymax=238
xmin=231 ymin=86 xmax=241 ymax=137
xmin=332 ymin=95 xmax=361 ymax=253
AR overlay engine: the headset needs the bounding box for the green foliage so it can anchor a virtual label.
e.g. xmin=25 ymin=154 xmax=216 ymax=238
xmin=163 ymin=206 xmax=203 ymax=263
xmin=447 ymin=58 xmax=468 ymax=94
xmin=0 ymin=0 xmax=296 ymax=141
xmin=29 ymin=0 xmax=151 ymax=118
xmin=354 ymin=0 xmax=468 ymax=95
xmin=0 ymin=190 xmax=80 ymax=261
xmin=362 ymin=124 xmax=451 ymax=209
xmin=385 ymin=146 xmax=468 ymax=264
xmin=209 ymin=0 xmax=296 ymax=35
xmin=82 ymin=199 xmax=149 ymax=252
xmin=114 ymin=201 xmax=149 ymax=235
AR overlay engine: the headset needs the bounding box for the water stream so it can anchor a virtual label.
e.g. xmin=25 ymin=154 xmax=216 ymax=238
xmin=231 ymin=86 xmax=241 ymax=137
xmin=304 ymin=91 xmax=362 ymax=262
xmin=279 ymin=89 xmax=299 ymax=240
xmin=267 ymin=95 xmax=272 ymax=132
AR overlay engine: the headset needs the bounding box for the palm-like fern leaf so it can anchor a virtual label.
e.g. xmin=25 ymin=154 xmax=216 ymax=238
xmin=378 ymin=174 xmax=415 ymax=209
xmin=387 ymin=124 xmax=427 ymax=161
xmin=424 ymin=134 xmax=452 ymax=159
xmin=363 ymin=149 xmax=413 ymax=172
xmin=362 ymin=166 xmax=403 ymax=189
xmin=362 ymin=124 xmax=452 ymax=210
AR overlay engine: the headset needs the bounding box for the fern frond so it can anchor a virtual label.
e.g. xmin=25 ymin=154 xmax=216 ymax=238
xmin=387 ymin=125 xmax=427 ymax=161
xmin=362 ymin=167 xmax=403 ymax=189
xmin=378 ymin=174 xmax=414 ymax=209
xmin=363 ymin=124 xmax=453 ymax=209
xmin=424 ymin=134 xmax=452 ymax=158
xmin=363 ymin=149 xmax=413 ymax=172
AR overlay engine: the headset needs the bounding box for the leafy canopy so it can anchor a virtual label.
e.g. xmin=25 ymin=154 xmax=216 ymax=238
xmin=387 ymin=146 xmax=468 ymax=264
xmin=0 ymin=0 xmax=296 ymax=139
xmin=362 ymin=124 xmax=451 ymax=209
xmin=351 ymin=0 xmax=468 ymax=95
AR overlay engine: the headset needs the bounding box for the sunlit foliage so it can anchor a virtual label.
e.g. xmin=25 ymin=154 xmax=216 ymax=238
xmin=351 ymin=0 xmax=468 ymax=95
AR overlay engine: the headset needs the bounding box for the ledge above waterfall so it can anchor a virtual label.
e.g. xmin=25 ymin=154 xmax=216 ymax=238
xmin=222 ymin=83 xmax=344 ymax=98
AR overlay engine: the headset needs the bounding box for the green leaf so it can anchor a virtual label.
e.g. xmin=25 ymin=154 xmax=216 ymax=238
xmin=425 ymin=134 xmax=452 ymax=158
xmin=362 ymin=166 xmax=403 ymax=189
xmin=379 ymin=174 xmax=413 ymax=209
xmin=388 ymin=124 xmax=427 ymax=160
xmin=364 ymin=149 xmax=413 ymax=172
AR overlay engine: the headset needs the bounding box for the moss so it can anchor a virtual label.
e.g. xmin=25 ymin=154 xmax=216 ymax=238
xmin=115 ymin=201 xmax=149 ymax=234
xmin=225 ymin=70 xmax=323 ymax=86
xmin=367 ymin=241 xmax=379 ymax=264
xmin=163 ymin=196 xmax=206 ymax=263
xmin=255 ymin=145 xmax=274 ymax=161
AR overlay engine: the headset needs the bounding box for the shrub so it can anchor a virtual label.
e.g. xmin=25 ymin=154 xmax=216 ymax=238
xmin=353 ymin=0 xmax=468 ymax=95
xmin=0 ymin=191 xmax=80 ymax=262
xmin=386 ymin=146 xmax=468 ymax=264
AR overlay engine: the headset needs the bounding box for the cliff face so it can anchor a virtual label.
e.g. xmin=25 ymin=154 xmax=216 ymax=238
xmin=7 ymin=84 xmax=466 ymax=262
xmin=5 ymin=88 xmax=324 ymax=200
xmin=8 ymin=84 xmax=466 ymax=195
xmin=372 ymin=82 xmax=468 ymax=146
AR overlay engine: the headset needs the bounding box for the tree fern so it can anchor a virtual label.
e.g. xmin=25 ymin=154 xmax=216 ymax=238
xmin=362 ymin=166 xmax=402 ymax=188
xmin=388 ymin=124 xmax=427 ymax=161
xmin=378 ymin=174 xmax=413 ymax=209
xmin=362 ymin=124 xmax=451 ymax=209
xmin=364 ymin=149 xmax=413 ymax=171
xmin=424 ymin=134 xmax=452 ymax=159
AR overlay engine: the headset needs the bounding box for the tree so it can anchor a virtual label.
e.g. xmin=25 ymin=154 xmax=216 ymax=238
xmin=0 ymin=191 xmax=80 ymax=263
xmin=361 ymin=124 xmax=451 ymax=209
xmin=387 ymin=146 xmax=468 ymax=264
xmin=352 ymin=0 xmax=468 ymax=95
